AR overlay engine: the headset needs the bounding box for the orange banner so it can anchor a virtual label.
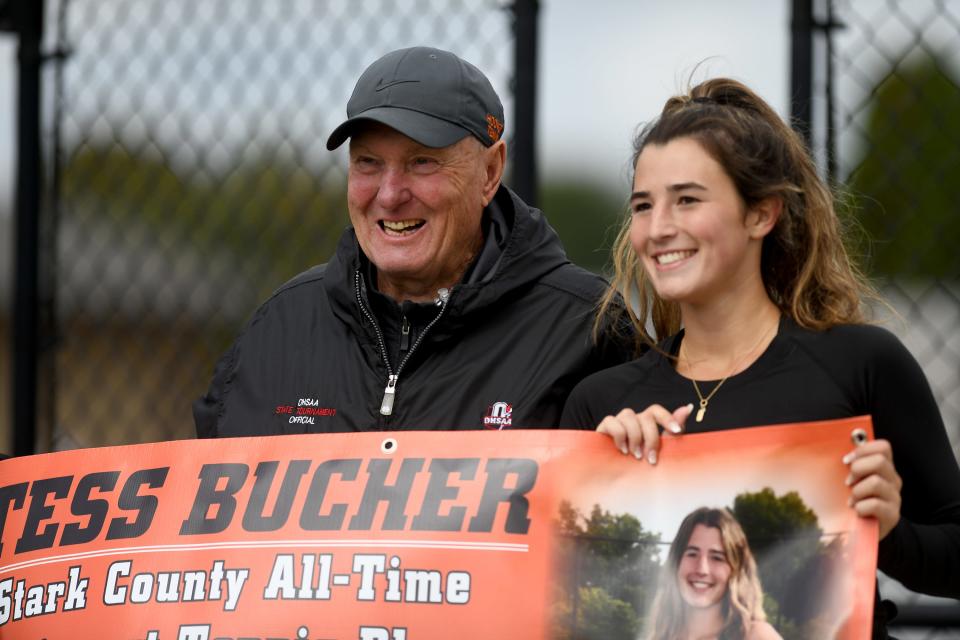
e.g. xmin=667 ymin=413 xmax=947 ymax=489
xmin=0 ymin=418 xmax=876 ymax=639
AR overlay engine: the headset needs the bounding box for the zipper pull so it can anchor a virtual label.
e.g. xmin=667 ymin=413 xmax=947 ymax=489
xmin=400 ymin=316 xmax=410 ymax=352
xmin=380 ymin=375 xmax=398 ymax=416
xmin=436 ymin=287 xmax=450 ymax=306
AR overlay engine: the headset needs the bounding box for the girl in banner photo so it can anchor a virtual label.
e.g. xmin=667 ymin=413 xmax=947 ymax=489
xmin=646 ymin=507 xmax=781 ymax=640
xmin=560 ymin=78 xmax=960 ymax=635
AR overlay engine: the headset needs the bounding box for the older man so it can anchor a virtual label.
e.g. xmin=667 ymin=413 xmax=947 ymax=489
xmin=194 ymin=46 xmax=628 ymax=436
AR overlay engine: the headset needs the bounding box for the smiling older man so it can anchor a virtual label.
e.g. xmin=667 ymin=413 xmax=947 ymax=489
xmin=194 ymin=46 xmax=630 ymax=437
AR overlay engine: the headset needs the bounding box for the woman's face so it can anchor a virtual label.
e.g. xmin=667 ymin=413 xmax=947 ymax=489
xmin=629 ymin=137 xmax=766 ymax=306
xmin=676 ymin=523 xmax=732 ymax=609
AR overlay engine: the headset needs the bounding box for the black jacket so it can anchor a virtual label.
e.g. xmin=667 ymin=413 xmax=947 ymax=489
xmin=194 ymin=186 xmax=629 ymax=436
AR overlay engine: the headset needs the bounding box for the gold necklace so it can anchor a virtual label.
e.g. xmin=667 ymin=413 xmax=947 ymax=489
xmin=684 ymin=318 xmax=779 ymax=423
xmin=692 ymin=377 xmax=727 ymax=423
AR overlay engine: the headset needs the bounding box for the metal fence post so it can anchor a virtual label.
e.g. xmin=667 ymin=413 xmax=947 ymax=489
xmin=11 ymin=0 xmax=44 ymax=456
xmin=511 ymin=0 xmax=539 ymax=208
xmin=790 ymin=0 xmax=814 ymax=146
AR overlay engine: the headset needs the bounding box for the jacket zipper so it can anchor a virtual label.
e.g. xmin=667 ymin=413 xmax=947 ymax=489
xmin=399 ymin=317 xmax=411 ymax=353
xmin=354 ymin=271 xmax=450 ymax=418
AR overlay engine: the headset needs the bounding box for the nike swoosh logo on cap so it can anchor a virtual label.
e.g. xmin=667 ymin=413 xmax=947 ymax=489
xmin=375 ymin=78 xmax=421 ymax=91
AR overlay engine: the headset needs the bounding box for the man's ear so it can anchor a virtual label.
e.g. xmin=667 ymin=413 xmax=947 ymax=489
xmin=481 ymin=140 xmax=507 ymax=206
xmin=747 ymin=196 xmax=782 ymax=239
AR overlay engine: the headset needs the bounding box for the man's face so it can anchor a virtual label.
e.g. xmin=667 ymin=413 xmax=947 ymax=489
xmin=347 ymin=123 xmax=501 ymax=302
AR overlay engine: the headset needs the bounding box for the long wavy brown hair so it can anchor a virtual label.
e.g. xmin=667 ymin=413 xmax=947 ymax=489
xmin=645 ymin=507 xmax=767 ymax=640
xmin=596 ymin=78 xmax=878 ymax=351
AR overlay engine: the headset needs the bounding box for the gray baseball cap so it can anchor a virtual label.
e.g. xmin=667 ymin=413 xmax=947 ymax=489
xmin=326 ymin=46 xmax=505 ymax=150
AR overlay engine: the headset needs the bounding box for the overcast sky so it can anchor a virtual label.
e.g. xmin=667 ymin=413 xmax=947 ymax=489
xmin=539 ymin=0 xmax=789 ymax=188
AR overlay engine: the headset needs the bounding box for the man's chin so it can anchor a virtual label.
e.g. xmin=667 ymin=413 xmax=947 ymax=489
xmin=369 ymin=261 xmax=442 ymax=298
xmin=367 ymin=250 xmax=431 ymax=278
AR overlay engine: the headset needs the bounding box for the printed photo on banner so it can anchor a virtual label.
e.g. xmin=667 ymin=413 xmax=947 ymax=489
xmin=549 ymin=417 xmax=877 ymax=640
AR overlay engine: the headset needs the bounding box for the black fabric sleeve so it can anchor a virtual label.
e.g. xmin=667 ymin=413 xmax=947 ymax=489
xmin=192 ymin=341 xmax=238 ymax=439
xmin=593 ymin=296 xmax=642 ymax=368
xmin=559 ymin=380 xmax=600 ymax=430
xmin=192 ymin=301 xmax=270 ymax=439
xmin=864 ymin=328 xmax=960 ymax=598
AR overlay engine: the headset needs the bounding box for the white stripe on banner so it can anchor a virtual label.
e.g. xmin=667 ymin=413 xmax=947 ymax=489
xmin=0 ymin=539 xmax=529 ymax=574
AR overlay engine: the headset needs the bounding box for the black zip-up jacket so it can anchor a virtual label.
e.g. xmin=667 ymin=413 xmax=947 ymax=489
xmin=194 ymin=186 xmax=631 ymax=436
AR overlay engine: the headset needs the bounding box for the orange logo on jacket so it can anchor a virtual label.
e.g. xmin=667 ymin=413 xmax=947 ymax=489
xmin=486 ymin=114 xmax=504 ymax=142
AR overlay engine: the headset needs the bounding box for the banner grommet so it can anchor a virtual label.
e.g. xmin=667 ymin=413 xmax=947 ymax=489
xmin=381 ymin=437 xmax=398 ymax=454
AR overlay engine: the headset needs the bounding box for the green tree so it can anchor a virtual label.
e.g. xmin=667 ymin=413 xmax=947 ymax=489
xmin=63 ymin=143 xmax=349 ymax=308
xmin=553 ymin=502 xmax=661 ymax=639
xmin=732 ymin=488 xmax=823 ymax=629
xmin=574 ymin=586 xmax=640 ymax=640
xmin=581 ymin=504 xmax=661 ymax=608
xmin=848 ymin=55 xmax=960 ymax=278
xmin=539 ymin=180 xmax=625 ymax=274
xmin=732 ymin=488 xmax=820 ymax=557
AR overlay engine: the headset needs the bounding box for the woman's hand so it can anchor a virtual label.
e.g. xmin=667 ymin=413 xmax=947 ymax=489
xmin=843 ymin=438 xmax=902 ymax=540
xmin=596 ymin=404 xmax=693 ymax=465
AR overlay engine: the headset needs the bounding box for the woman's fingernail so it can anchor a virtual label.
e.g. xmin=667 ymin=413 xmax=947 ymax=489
xmin=668 ymin=422 xmax=682 ymax=434
xmin=619 ymin=445 xmax=628 ymax=455
xmin=842 ymin=452 xmax=855 ymax=465
xmin=648 ymin=450 xmax=657 ymax=465
xmin=844 ymin=475 xmax=853 ymax=486
xmin=847 ymin=496 xmax=854 ymax=507
xmin=633 ymin=448 xmax=643 ymax=460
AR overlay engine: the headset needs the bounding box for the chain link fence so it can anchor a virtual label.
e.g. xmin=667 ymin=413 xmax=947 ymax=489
xmin=827 ymin=0 xmax=960 ymax=633
xmin=3 ymin=0 xmax=957 ymax=631
xmin=42 ymin=0 xmax=517 ymax=450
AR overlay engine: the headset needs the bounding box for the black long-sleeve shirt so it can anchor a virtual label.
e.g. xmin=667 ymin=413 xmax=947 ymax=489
xmin=561 ymin=317 xmax=960 ymax=629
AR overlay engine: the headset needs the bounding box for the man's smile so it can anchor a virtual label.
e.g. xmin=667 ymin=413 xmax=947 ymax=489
xmin=379 ymin=219 xmax=426 ymax=236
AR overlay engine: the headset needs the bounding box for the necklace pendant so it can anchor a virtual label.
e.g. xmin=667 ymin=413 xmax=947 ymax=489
xmin=695 ymin=406 xmax=706 ymax=422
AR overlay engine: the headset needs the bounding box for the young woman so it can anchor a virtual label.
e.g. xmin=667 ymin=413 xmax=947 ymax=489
xmin=646 ymin=507 xmax=780 ymax=640
xmin=560 ymin=78 xmax=960 ymax=636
